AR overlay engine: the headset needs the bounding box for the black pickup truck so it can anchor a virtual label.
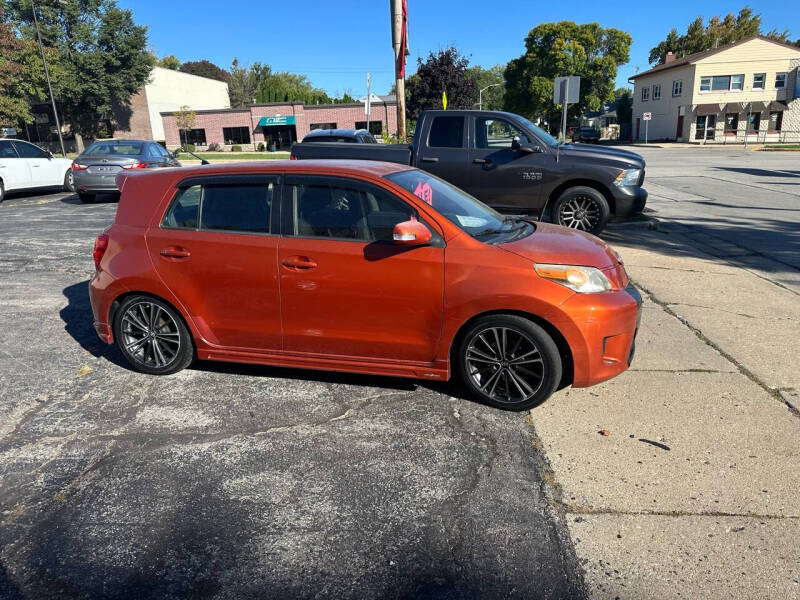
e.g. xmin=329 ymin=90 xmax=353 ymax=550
xmin=291 ymin=109 xmax=647 ymax=234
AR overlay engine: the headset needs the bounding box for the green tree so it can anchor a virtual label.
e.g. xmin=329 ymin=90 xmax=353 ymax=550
xmin=0 ymin=7 xmax=29 ymax=126
xmin=614 ymin=88 xmax=632 ymax=128
xmin=3 ymin=0 xmax=153 ymax=141
xmin=180 ymin=59 xmax=229 ymax=82
xmin=468 ymin=64 xmax=505 ymax=110
xmin=175 ymin=105 xmax=196 ymax=148
xmin=257 ymin=72 xmax=330 ymax=104
xmin=504 ymin=22 xmax=631 ymax=135
xmin=406 ymin=46 xmax=478 ymax=120
xmin=229 ymin=58 xmax=271 ymax=107
xmin=157 ymin=54 xmax=180 ymax=70
xmin=647 ymin=7 xmax=788 ymax=65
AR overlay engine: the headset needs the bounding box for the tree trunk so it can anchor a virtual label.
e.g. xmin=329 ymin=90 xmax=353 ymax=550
xmin=74 ymin=132 xmax=85 ymax=154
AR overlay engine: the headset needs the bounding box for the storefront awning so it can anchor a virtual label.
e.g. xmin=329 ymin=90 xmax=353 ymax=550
xmin=257 ymin=115 xmax=296 ymax=127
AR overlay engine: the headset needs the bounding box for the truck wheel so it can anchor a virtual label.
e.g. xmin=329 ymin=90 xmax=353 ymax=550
xmin=552 ymin=186 xmax=609 ymax=235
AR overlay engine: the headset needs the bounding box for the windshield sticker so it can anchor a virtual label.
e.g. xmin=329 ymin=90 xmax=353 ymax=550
xmin=413 ymin=180 xmax=433 ymax=205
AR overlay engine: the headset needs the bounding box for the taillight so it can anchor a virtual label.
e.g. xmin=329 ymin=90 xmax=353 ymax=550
xmin=122 ymin=162 xmax=149 ymax=170
xmin=290 ymin=154 xmax=297 ymax=160
xmin=93 ymin=233 xmax=109 ymax=270
xmin=71 ymin=162 xmax=88 ymax=171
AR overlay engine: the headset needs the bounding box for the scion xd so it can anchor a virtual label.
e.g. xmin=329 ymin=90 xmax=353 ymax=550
xmin=89 ymin=160 xmax=641 ymax=410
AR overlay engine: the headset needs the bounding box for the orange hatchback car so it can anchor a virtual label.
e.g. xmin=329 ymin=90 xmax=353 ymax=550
xmin=89 ymin=160 xmax=641 ymax=410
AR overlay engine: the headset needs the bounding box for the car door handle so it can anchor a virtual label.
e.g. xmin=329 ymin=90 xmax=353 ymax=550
xmin=282 ymin=255 xmax=318 ymax=270
xmin=472 ymin=158 xmax=490 ymax=164
xmin=160 ymin=246 xmax=191 ymax=260
xmin=420 ymin=157 xmax=439 ymax=163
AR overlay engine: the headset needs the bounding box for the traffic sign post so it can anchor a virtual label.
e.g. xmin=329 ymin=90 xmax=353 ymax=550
xmin=553 ymin=76 xmax=580 ymax=142
xmin=642 ymin=112 xmax=652 ymax=144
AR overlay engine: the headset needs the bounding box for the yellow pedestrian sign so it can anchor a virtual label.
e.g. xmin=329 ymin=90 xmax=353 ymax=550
xmin=442 ymin=91 xmax=447 ymax=110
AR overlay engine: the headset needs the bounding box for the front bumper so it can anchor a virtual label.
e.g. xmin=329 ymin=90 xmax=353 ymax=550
xmin=562 ymin=282 xmax=642 ymax=387
xmin=73 ymin=170 xmax=121 ymax=193
xmin=610 ymin=184 xmax=648 ymax=217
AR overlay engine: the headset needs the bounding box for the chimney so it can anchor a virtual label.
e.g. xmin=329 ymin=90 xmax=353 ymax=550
xmin=665 ymin=52 xmax=676 ymax=64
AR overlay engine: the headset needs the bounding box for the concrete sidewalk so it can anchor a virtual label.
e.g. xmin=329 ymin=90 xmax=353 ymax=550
xmin=531 ymin=227 xmax=800 ymax=599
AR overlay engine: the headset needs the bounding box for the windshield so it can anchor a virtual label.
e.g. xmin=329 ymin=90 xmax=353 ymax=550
xmin=83 ymin=142 xmax=143 ymax=157
xmin=385 ymin=169 xmax=527 ymax=240
xmin=515 ymin=115 xmax=559 ymax=147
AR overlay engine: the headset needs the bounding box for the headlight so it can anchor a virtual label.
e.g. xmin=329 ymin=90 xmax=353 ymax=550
xmin=534 ymin=264 xmax=613 ymax=293
xmin=614 ymin=169 xmax=641 ymax=187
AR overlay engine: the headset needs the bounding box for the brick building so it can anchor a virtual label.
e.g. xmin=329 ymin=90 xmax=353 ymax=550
xmin=161 ymin=96 xmax=398 ymax=151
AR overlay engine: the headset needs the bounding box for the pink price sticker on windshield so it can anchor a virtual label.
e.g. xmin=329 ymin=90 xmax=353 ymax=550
xmin=413 ymin=181 xmax=433 ymax=205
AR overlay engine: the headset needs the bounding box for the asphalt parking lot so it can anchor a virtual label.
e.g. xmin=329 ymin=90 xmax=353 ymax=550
xmin=2 ymin=147 xmax=800 ymax=599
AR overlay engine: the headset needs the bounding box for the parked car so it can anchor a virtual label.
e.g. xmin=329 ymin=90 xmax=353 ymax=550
xmin=572 ymin=126 xmax=602 ymax=143
xmin=0 ymin=139 xmax=74 ymax=202
xmin=302 ymin=128 xmax=377 ymax=144
xmin=89 ymin=160 xmax=641 ymax=410
xmin=292 ymin=110 xmax=648 ymax=235
xmin=71 ymin=140 xmax=180 ymax=203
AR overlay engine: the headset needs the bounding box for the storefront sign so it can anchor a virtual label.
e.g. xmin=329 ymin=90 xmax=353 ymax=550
xmin=258 ymin=116 xmax=296 ymax=127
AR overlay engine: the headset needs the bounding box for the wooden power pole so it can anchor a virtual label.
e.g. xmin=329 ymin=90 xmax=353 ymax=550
xmin=390 ymin=0 xmax=407 ymax=140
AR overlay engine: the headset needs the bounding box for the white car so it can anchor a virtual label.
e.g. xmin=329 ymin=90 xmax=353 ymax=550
xmin=0 ymin=139 xmax=74 ymax=202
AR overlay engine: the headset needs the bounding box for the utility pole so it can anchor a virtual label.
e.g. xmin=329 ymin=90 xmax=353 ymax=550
xmin=390 ymin=0 xmax=407 ymax=140
xmin=478 ymin=83 xmax=502 ymax=110
xmin=365 ymin=72 xmax=371 ymax=133
xmin=31 ymin=0 xmax=66 ymax=156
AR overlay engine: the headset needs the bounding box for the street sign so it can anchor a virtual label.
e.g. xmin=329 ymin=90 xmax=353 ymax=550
xmin=442 ymin=91 xmax=448 ymax=110
xmin=643 ymin=112 xmax=652 ymax=121
xmin=553 ymin=76 xmax=580 ymax=104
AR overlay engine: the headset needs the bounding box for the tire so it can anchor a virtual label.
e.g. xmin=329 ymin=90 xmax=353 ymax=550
xmin=78 ymin=192 xmax=95 ymax=204
xmin=456 ymin=315 xmax=562 ymax=411
xmin=113 ymin=295 xmax=194 ymax=375
xmin=551 ymin=186 xmax=610 ymax=235
xmin=63 ymin=169 xmax=74 ymax=192
xmin=0 ymin=179 xmax=5 ymax=203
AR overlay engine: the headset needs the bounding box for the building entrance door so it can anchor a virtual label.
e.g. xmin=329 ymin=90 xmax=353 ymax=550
xmin=261 ymin=125 xmax=297 ymax=150
xmin=676 ymin=113 xmax=684 ymax=139
xmin=695 ymin=115 xmax=717 ymax=141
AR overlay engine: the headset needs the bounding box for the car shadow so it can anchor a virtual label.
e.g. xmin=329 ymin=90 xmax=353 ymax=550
xmin=60 ymin=192 xmax=119 ymax=205
xmin=60 ymin=280 xmax=474 ymax=401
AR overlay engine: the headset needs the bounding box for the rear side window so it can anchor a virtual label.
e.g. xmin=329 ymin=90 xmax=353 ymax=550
xmin=429 ymin=116 xmax=464 ymax=148
xmin=0 ymin=140 xmax=18 ymax=158
xmin=161 ymin=182 xmax=274 ymax=234
xmin=201 ymin=185 xmax=272 ymax=233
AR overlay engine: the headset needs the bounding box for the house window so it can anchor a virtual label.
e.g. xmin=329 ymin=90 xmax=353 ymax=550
xmin=355 ymin=121 xmax=383 ymax=135
xmin=652 ymin=84 xmax=661 ymax=100
xmin=730 ymin=75 xmax=744 ymax=91
xmin=672 ymin=80 xmax=682 ymax=96
xmin=724 ymin=113 xmax=739 ymax=133
xmin=700 ymin=77 xmax=711 ymax=92
xmin=184 ymin=128 xmax=206 ymax=145
xmin=747 ymin=112 xmax=761 ymax=132
xmin=222 ymin=126 xmax=251 ymax=145
xmin=775 ymin=73 xmax=787 ymax=89
xmin=702 ymin=75 xmax=744 ymax=92
xmin=753 ymin=73 xmax=765 ymax=89
xmin=769 ymin=111 xmax=783 ymax=132
xmin=641 ymin=87 xmax=649 ymax=101
xmin=309 ymin=123 xmax=337 ymax=130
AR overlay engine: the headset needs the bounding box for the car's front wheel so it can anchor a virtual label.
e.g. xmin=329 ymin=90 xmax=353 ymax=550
xmin=0 ymin=179 xmax=5 ymax=203
xmin=457 ymin=315 xmax=562 ymax=411
xmin=113 ymin=295 xmax=194 ymax=375
xmin=552 ymin=186 xmax=610 ymax=235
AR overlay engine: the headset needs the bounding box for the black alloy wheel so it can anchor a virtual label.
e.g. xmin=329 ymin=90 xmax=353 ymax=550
xmin=552 ymin=186 xmax=610 ymax=235
xmin=113 ymin=295 xmax=194 ymax=375
xmin=458 ymin=315 xmax=562 ymax=411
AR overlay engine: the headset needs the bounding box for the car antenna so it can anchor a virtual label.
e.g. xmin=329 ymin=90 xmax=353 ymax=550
xmin=184 ymin=149 xmax=209 ymax=165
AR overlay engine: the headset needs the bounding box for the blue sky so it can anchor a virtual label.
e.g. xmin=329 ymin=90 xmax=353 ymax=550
xmin=118 ymin=0 xmax=798 ymax=97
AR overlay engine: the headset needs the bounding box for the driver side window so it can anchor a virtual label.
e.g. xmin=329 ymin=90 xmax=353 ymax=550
xmin=474 ymin=118 xmax=527 ymax=149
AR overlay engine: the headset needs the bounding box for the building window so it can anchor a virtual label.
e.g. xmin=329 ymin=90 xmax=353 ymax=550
xmin=775 ymin=73 xmax=787 ymax=89
xmin=747 ymin=112 xmax=761 ymax=132
xmin=724 ymin=113 xmax=739 ymax=134
xmin=222 ymin=126 xmax=251 ymax=145
xmin=355 ymin=121 xmax=383 ymax=135
xmin=730 ymin=75 xmax=744 ymax=91
xmin=672 ymin=80 xmax=682 ymax=96
xmin=753 ymin=73 xmax=765 ymax=89
xmin=700 ymin=77 xmax=711 ymax=92
xmin=310 ymin=123 xmax=337 ymax=130
xmin=184 ymin=128 xmax=206 ymax=145
xmin=652 ymin=84 xmax=661 ymax=100
xmin=641 ymin=87 xmax=649 ymax=101
xmin=769 ymin=111 xmax=783 ymax=132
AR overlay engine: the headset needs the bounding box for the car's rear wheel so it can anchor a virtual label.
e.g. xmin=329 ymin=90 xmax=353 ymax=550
xmin=457 ymin=315 xmax=562 ymax=411
xmin=113 ymin=295 xmax=194 ymax=375
xmin=552 ymin=186 xmax=609 ymax=235
xmin=63 ymin=169 xmax=74 ymax=192
xmin=78 ymin=192 xmax=95 ymax=203
xmin=0 ymin=180 xmax=5 ymax=203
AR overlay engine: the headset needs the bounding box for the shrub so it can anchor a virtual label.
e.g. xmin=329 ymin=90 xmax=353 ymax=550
xmin=230 ymin=145 xmax=242 ymax=152
xmin=257 ymin=142 xmax=265 ymax=152
xmin=207 ymin=142 xmax=222 ymax=151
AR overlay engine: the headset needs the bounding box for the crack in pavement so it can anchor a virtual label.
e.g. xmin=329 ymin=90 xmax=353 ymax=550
xmin=562 ymin=504 xmax=800 ymax=520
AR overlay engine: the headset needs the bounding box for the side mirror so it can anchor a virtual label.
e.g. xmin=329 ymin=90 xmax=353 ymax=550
xmin=46 ymin=150 xmax=54 ymax=159
xmin=393 ymin=219 xmax=432 ymax=246
xmin=511 ymin=136 xmax=521 ymax=151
